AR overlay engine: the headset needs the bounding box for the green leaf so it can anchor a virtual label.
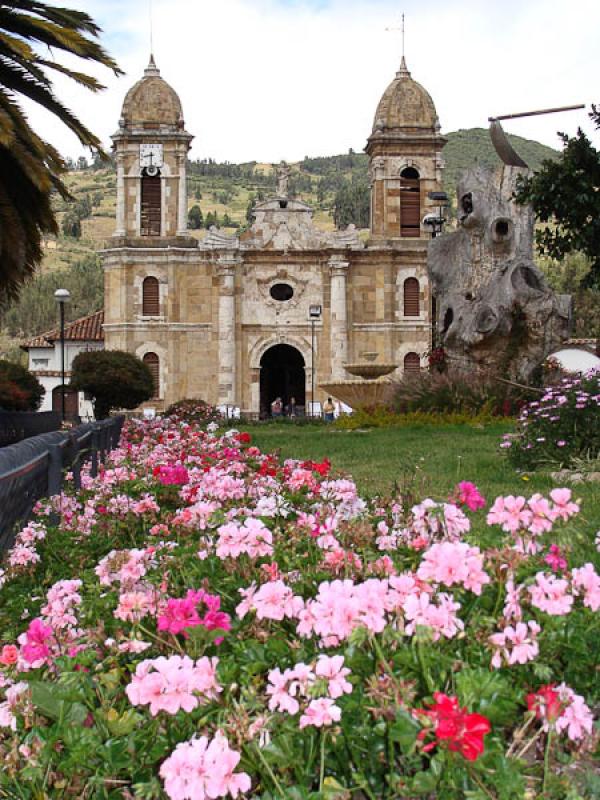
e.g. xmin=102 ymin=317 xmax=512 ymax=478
xmin=389 ymin=709 xmax=421 ymax=754
xmin=29 ymin=680 xmax=89 ymax=725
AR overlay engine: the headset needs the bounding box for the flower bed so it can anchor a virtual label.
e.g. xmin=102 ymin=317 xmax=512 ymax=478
xmin=505 ymin=370 xmax=600 ymax=469
xmin=0 ymin=418 xmax=598 ymax=799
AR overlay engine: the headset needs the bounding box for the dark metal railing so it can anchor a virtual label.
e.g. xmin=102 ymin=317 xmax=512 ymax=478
xmin=0 ymin=416 xmax=124 ymax=552
xmin=0 ymin=411 xmax=62 ymax=448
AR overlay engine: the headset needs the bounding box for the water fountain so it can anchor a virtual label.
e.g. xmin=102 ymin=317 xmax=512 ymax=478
xmin=319 ymin=354 xmax=398 ymax=408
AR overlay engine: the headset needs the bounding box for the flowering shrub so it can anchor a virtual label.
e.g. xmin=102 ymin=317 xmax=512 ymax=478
xmin=0 ymin=417 xmax=598 ymax=798
xmin=505 ymin=370 xmax=600 ymax=468
xmin=164 ymin=397 xmax=222 ymax=427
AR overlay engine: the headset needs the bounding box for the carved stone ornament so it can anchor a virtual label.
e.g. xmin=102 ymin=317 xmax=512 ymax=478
xmin=255 ymin=268 xmax=309 ymax=309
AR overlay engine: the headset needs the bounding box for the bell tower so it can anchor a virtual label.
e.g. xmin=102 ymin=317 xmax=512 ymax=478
xmin=366 ymin=57 xmax=446 ymax=240
xmin=112 ymin=56 xmax=193 ymax=240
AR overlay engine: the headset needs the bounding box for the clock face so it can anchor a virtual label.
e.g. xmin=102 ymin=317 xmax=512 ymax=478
xmin=140 ymin=143 xmax=163 ymax=169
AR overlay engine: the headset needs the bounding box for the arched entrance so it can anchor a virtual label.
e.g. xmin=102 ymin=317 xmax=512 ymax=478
xmin=260 ymin=344 xmax=305 ymax=418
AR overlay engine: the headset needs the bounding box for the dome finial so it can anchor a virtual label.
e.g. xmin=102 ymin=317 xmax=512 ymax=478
xmin=397 ymin=55 xmax=411 ymax=78
xmin=144 ymin=53 xmax=160 ymax=77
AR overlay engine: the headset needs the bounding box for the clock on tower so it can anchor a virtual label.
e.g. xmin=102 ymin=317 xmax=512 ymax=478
xmin=140 ymin=143 xmax=163 ymax=173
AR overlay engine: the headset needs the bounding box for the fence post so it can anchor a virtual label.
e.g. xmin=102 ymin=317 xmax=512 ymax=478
xmin=72 ymin=444 xmax=81 ymax=491
xmin=91 ymin=425 xmax=99 ymax=478
xmin=47 ymin=443 xmax=63 ymax=527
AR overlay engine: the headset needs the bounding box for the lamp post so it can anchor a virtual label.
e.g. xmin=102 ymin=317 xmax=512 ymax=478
xmin=424 ymin=191 xmax=449 ymax=238
xmin=308 ymin=304 xmax=322 ymax=417
xmin=54 ymin=288 xmax=71 ymax=423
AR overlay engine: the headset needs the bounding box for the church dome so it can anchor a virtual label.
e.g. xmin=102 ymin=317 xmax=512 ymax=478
xmin=372 ymin=57 xmax=438 ymax=132
xmin=120 ymin=56 xmax=184 ymax=129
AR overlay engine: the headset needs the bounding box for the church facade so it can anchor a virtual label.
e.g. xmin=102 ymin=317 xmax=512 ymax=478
xmin=102 ymin=55 xmax=447 ymax=416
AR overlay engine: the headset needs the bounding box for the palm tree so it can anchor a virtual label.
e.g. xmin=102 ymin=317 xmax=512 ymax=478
xmin=0 ymin=1 xmax=122 ymax=301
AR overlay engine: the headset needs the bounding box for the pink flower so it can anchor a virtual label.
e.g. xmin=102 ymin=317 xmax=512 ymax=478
xmin=159 ymin=731 xmax=251 ymax=800
xmin=0 ymin=645 xmax=19 ymax=666
xmin=527 ymin=494 xmax=554 ymax=535
xmin=18 ymin=618 xmax=53 ymax=666
xmin=486 ymin=496 xmax=532 ymax=533
xmin=529 ymin=573 xmax=574 ymax=616
xmin=417 ymin=542 xmax=490 ymax=595
xmin=489 ymin=620 xmax=541 ymax=668
xmin=299 ymin=697 xmax=342 ymax=729
xmin=544 ymin=544 xmax=567 ymax=573
xmin=571 ymin=563 xmax=600 ymax=611
xmin=315 ymin=655 xmax=352 ymax=699
xmin=126 ymin=655 xmax=221 ymax=716
xmin=549 ymin=488 xmax=580 ymax=521
xmin=455 ymin=482 xmax=486 ymax=511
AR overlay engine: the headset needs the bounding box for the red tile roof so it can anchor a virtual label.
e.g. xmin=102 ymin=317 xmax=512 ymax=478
xmin=22 ymin=309 xmax=104 ymax=349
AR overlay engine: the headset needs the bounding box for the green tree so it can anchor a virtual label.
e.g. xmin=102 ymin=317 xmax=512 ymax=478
xmin=61 ymin=211 xmax=82 ymax=239
xmin=515 ymin=106 xmax=600 ymax=288
xmin=1 ymin=253 xmax=103 ymax=338
xmin=332 ymin=179 xmax=370 ymax=228
xmin=0 ymin=359 xmax=44 ymax=410
xmin=70 ymin=350 xmax=153 ymax=419
xmin=188 ymin=204 xmax=203 ymax=229
xmin=0 ymin=1 xmax=121 ymax=301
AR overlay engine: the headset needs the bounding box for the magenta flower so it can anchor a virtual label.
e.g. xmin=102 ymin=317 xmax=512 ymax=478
xmin=456 ymin=482 xmax=486 ymax=511
xmin=544 ymin=544 xmax=567 ymax=572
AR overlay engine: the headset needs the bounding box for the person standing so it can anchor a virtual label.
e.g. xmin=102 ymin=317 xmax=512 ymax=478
xmin=323 ymin=396 xmax=335 ymax=422
xmin=287 ymin=396 xmax=297 ymax=418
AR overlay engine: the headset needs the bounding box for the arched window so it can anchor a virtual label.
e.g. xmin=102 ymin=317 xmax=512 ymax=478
xmin=403 ymin=277 xmax=420 ymax=316
xmin=142 ymin=276 xmax=160 ymax=316
xmin=404 ymin=352 xmax=421 ymax=374
xmin=140 ymin=174 xmax=161 ymax=236
xmin=400 ymin=167 xmax=420 ymax=238
xmin=143 ymin=352 xmax=160 ymax=399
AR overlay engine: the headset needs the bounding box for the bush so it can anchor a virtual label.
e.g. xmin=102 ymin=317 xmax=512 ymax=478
xmin=70 ymin=350 xmax=153 ymax=419
xmin=393 ymin=370 xmax=531 ymax=417
xmin=0 ymin=360 xmax=44 ymax=410
xmin=506 ymin=370 xmax=600 ymax=469
xmin=164 ymin=397 xmax=222 ymax=427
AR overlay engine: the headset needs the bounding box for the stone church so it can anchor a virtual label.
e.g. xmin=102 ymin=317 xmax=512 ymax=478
xmin=102 ymin=55 xmax=447 ymax=415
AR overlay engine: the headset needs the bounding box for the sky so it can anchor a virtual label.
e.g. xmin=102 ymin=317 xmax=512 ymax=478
xmin=23 ymin=0 xmax=600 ymax=164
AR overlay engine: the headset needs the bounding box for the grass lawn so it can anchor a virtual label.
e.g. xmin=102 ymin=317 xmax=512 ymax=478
xmin=241 ymin=420 xmax=600 ymax=529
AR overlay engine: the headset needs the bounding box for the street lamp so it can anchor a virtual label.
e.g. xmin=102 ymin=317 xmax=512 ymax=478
xmin=308 ymin=304 xmax=322 ymax=417
xmin=54 ymin=288 xmax=71 ymax=423
xmin=424 ymin=191 xmax=449 ymax=238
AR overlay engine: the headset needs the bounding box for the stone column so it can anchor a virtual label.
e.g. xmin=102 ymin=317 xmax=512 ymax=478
xmin=217 ymin=253 xmax=239 ymax=406
xmin=329 ymin=255 xmax=349 ymax=380
xmin=114 ymin=152 xmax=126 ymax=237
xmin=176 ymin=152 xmax=188 ymax=236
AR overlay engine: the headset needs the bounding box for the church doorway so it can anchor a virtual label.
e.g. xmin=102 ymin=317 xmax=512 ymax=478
xmin=259 ymin=344 xmax=305 ymax=418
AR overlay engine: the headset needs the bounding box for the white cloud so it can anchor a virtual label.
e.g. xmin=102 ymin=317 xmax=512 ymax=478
xmin=22 ymin=0 xmax=600 ymax=164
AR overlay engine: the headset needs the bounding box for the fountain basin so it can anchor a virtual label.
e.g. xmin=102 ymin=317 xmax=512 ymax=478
xmin=343 ymin=363 xmax=397 ymax=379
xmin=319 ymin=379 xmax=396 ymax=408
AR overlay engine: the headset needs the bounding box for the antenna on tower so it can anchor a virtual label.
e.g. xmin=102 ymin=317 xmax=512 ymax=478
xmin=149 ymin=0 xmax=154 ymax=56
xmin=385 ymin=12 xmax=408 ymax=71
xmin=401 ymin=12 xmax=405 ymax=59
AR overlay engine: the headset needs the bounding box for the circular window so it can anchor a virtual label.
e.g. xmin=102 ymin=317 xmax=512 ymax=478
xmin=270 ymin=283 xmax=294 ymax=302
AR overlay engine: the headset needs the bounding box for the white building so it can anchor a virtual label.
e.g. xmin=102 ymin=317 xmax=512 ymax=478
xmin=22 ymin=310 xmax=104 ymax=419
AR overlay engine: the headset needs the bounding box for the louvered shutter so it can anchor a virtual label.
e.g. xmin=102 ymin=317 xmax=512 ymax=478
xmin=143 ymin=352 xmax=160 ymax=398
xmin=142 ymin=277 xmax=160 ymax=316
xmin=403 ymin=278 xmax=420 ymax=317
xmin=404 ymin=352 xmax=421 ymax=374
xmin=400 ymin=175 xmax=421 ymax=238
xmin=140 ymin=175 xmax=161 ymax=236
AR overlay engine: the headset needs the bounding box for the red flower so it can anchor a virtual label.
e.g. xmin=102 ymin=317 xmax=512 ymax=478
xmin=526 ymin=684 xmax=564 ymax=724
xmin=417 ymin=692 xmax=491 ymax=762
xmin=236 ymin=432 xmax=252 ymax=444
